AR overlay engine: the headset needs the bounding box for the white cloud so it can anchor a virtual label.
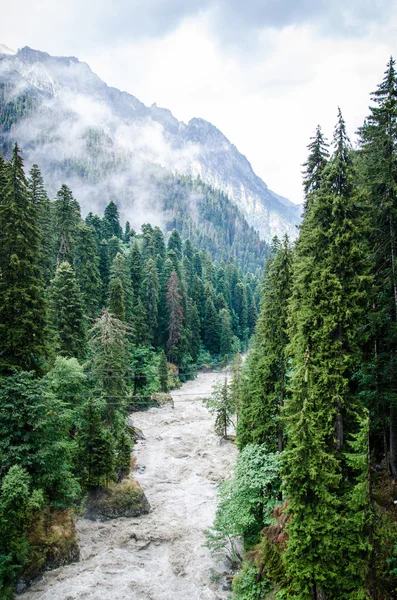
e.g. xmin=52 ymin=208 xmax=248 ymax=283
xmin=1 ymin=3 xmax=396 ymax=204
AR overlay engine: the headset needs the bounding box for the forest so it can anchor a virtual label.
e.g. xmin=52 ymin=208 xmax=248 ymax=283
xmin=207 ymin=57 xmax=397 ymax=599
xmin=2 ymin=49 xmax=397 ymax=600
xmin=0 ymin=143 xmax=261 ymax=597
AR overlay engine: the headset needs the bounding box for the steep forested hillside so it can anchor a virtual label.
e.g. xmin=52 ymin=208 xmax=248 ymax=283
xmin=208 ymin=57 xmax=397 ymax=600
xmin=0 ymin=143 xmax=262 ymax=597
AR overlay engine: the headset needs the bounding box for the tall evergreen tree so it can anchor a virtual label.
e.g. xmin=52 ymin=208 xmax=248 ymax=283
xmin=27 ymin=164 xmax=55 ymax=284
xmin=237 ymin=235 xmax=293 ymax=451
xmin=75 ymin=222 xmax=101 ymax=317
xmin=166 ymin=270 xmax=184 ymax=363
xmin=103 ymin=200 xmax=122 ymax=239
xmin=141 ymin=258 xmax=159 ymax=346
xmin=53 ymin=184 xmax=81 ymax=267
xmin=283 ymin=111 xmax=370 ymax=598
xmin=49 ymin=261 xmax=86 ymax=359
xmin=0 ymin=144 xmax=47 ymax=373
xmin=302 ymin=124 xmax=330 ymax=208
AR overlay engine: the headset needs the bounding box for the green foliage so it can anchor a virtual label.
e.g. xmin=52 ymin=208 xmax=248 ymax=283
xmin=0 ymin=144 xmax=48 ymax=374
xmin=232 ymin=563 xmax=271 ymax=600
xmin=49 ymin=261 xmax=87 ymax=359
xmin=206 ymin=445 xmax=280 ymax=565
xmin=204 ymin=377 xmax=235 ymax=438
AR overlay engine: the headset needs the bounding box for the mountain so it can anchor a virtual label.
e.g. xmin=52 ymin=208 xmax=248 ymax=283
xmin=0 ymin=45 xmax=301 ymax=242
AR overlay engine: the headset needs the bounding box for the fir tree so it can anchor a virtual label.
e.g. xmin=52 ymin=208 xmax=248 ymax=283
xmin=0 ymin=143 xmax=47 ymax=373
xmin=159 ymin=350 xmax=169 ymax=392
xmin=109 ymin=277 xmax=126 ymax=322
xmin=109 ymin=252 xmax=133 ymax=322
xmin=103 ymin=200 xmax=122 ymax=239
xmin=204 ymin=297 xmax=220 ymax=355
xmin=302 ymin=124 xmax=329 ymax=208
xmin=27 ymin=164 xmax=55 ymax=283
xmin=166 ymin=270 xmax=184 ymax=362
xmin=75 ymin=222 xmax=101 ymax=317
xmin=53 ymin=184 xmax=81 ymax=267
xmin=141 ymin=258 xmax=159 ymax=346
xmin=238 ymin=235 xmax=293 ymax=451
xmin=129 ymin=241 xmax=142 ymax=300
xmin=219 ymin=308 xmax=235 ymax=360
xmin=49 ymin=261 xmax=86 ymax=359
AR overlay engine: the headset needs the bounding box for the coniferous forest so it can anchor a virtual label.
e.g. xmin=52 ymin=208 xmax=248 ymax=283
xmin=206 ymin=58 xmax=397 ymax=600
xmin=0 ymin=140 xmax=260 ymax=596
xmin=2 ymin=53 xmax=397 ymax=600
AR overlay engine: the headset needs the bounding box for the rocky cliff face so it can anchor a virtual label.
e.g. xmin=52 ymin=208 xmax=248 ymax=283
xmin=0 ymin=45 xmax=301 ymax=241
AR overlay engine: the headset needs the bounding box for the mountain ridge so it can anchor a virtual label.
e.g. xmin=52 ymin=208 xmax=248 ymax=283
xmin=0 ymin=45 xmax=301 ymax=241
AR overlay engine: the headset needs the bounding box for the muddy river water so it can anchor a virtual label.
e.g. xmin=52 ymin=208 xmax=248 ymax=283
xmin=20 ymin=369 xmax=238 ymax=600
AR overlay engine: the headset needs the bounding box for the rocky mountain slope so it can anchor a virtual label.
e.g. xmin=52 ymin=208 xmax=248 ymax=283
xmin=0 ymin=45 xmax=301 ymax=241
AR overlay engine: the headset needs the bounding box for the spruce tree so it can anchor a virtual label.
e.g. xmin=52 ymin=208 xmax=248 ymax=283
xmin=302 ymin=124 xmax=329 ymax=207
xmin=129 ymin=241 xmax=142 ymax=300
xmin=141 ymin=258 xmax=159 ymax=346
xmin=75 ymin=222 xmax=101 ymax=317
xmin=103 ymin=200 xmax=122 ymax=239
xmin=219 ymin=308 xmax=235 ymax=360
xmin=109 ymin=252 xmax=133 ymax=322
xmin=159 ymin=350 xmax=169 ymax=392
xmin=358 ymin=57 xmax=397 ymax=478
xmin=283 ymin=110 xmax=370 ymax=598
xmin=53 ymin=184 xmax=81 ymax=267
xmin=49 ymin=261 xmax=86 ymax=359
xmin=166 ymin=270 xmax=184 ymax=363
xmin=27 ymin=164 xmax=55 ymax=284
xmin=109 ymin=277 xmax=126 ymax=322
xmin=0 ymin=143 xmax=47 ymax=373
xmin=237 ymin=235 xmax=293 ymax=451
xmin=204 ymin=297 xmax=220 ymax=355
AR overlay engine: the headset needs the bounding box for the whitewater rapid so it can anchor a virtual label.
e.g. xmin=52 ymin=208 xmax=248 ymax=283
xmin=19 ymin=369 xmax=237 ymax=600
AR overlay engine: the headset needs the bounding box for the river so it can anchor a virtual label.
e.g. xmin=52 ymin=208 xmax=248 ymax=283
xmin=19 ymin=369 xmax=238 ymax=600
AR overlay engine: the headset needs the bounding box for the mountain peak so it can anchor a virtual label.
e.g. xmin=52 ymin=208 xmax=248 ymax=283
xmin=0 ymin=44 xmax=16 ymax=55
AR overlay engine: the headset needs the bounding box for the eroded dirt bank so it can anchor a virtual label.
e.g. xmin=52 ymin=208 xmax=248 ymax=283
xmin=19 ymin=369 xmax=237 ymax=600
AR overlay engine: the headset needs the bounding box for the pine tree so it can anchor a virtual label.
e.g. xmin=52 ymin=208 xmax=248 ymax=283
xmin=204 ymin=297 xmax=220 ymax=355
xmin=129 ymin=241 xmax=142 ymax=300
xmin=109 ymin=277 xmax=126 ymax=322
xmin=49 ymin=261 xmax=86 ymax=359
xmin=27 ymin=164 xmax=55 ymax=283
xmin=103 ymin=200 xmax=122 ymax=239
xmin=141 ymin=258 xmax=159 ymax=346
xmin=89 ymin=309 xmax=130 ymax=429
xmin=283 ymin=110 xmax=370 ymax=598
xmin=159 ymin=350 xmax=169 ymax=392
xmin=358 ymin=57 xmax=397 ymax=478
xmin=166 ymin=270 xmax=184 ymax=362
xmin=132 ymin=297 xmax=151 ymax=347
xmin=219 ymin=308 xmax=235 ymax=360
xmin=167 ymin=229 xmax=182 ymax=262
xmin=237 ymin=235 xmax=293 ymax=451
xmin=0 ymin=144 xmax=47 ymax=373
xmin=53 ymin=184 xmax=81 ymax=267
xmin=109 ymin=252 xmax=133 ymax=322
xmin=76 ymin=398 xmax=115 ymax=488
xmin=302 ymin=124 xmax=329 ymax=207
xmin=75 ymin=222 xmax=101 ymax=317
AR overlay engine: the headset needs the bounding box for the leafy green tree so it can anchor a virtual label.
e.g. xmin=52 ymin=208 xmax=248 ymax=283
xmin=0 ymin=143 xmax=47 ymax=373
xmin=49 ymin=261 xmax=86 ymax=359
xmin=204 ymin=378 xmax=235 ymax=438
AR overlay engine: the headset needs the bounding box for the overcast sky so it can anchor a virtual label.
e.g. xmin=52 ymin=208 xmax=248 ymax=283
xmin=1 ymin=1 xmax=396 ymax=204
